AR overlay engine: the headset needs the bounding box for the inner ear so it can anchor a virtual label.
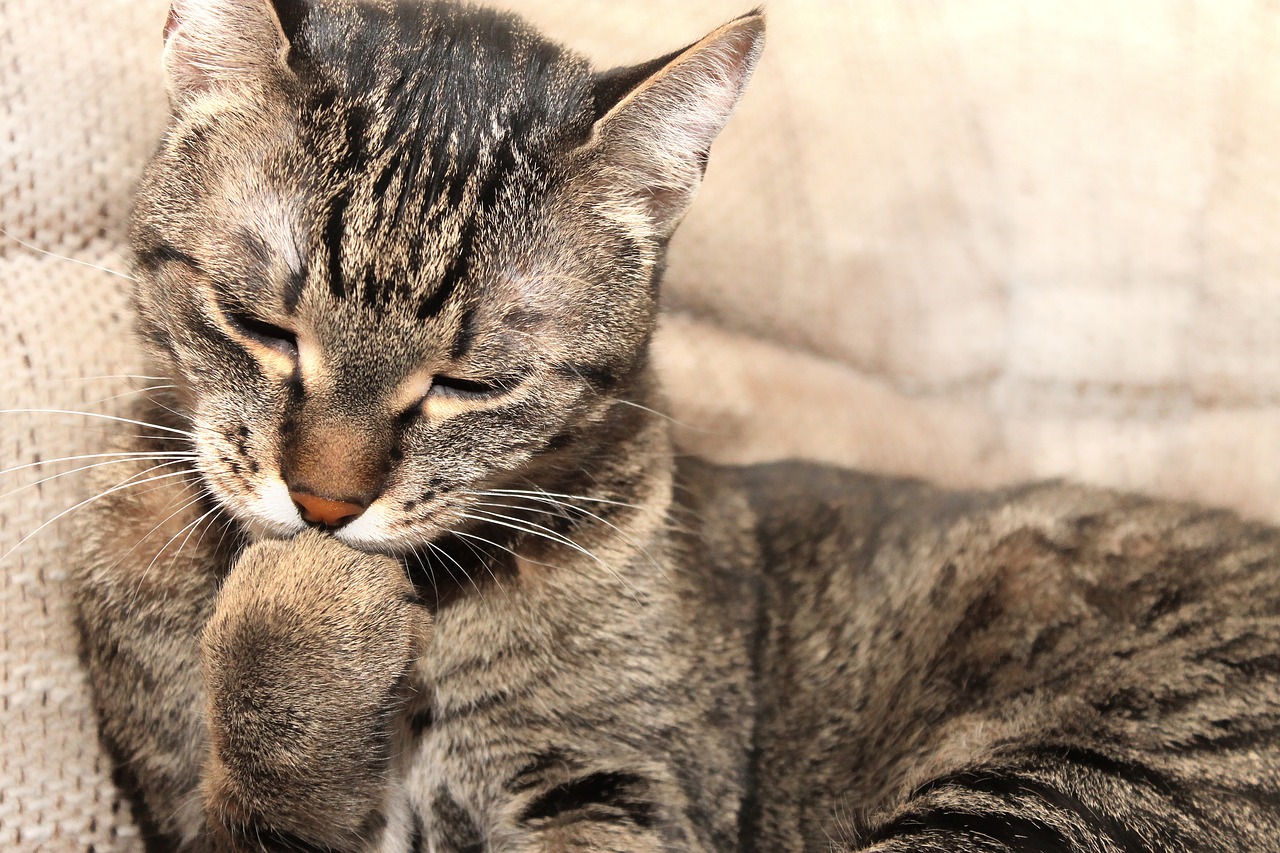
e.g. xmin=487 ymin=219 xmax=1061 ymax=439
xmin=584 ymin=11 xmax=765 ymax=235
xmin=163 ymin=0 xmax=306 ymax=103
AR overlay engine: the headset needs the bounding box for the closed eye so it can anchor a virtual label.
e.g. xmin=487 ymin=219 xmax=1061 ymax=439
xmin=429 ymin=374 xmax=516 ymax=400
xmin=225 ymin=310 xmax=298 ymax=358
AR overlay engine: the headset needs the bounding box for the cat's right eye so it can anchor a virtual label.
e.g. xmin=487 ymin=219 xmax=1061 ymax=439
xmin=225 ymin=310 xmax=299 ymax=359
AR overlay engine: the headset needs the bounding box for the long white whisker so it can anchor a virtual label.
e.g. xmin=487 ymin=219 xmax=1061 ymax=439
xmin=207 ymin=507 xmax=241 ymax=562
xmin=2 ymin=467 xmax=198 ymax=563
xmin=467 ymin=495 xmax=669 ymax=585
xmin=0 ymin=450 xmax=196 ymax=479
xmin=458 ymin=510 xmax=586 ymax=557
xmin=450 ymin=529 xmax=568 ymax=578
xmin=0 ymin=409 xmax=192 ymax=437
xmin=52 ymin=374 xmax=173 ymax=384
xmin=498 ymin=480 xmax=699 ymax=538
xmin=607 ymin=397 xmax=715 ymax=433
xmin=119 ymin=491 xmax=209 ymax=570
xmin=146 ymin=395 xmax=188 ymax=423
xmin=169 ymin=505 xmax=221 ymax=570
xmin=457 ymin=509 xmax=641 ymax=601
xmin=422 ymin=540 xmax=474 ymax=597
xmin=83 ymin=384 xmax=178 ymax=408
xmin=0 ymin=227 xmax=137 ymax=282
xmin=411 ymin=548 xmax=442 ymax=609
xmin=443 ymin=536 xmax=488 ymax=598
xmin=133 ymin=504 xmax=218 ymax=601
xmin=472 ymin=487 xmax=646 ymax=513
xmin=0 ymin=455 xmax=195 ymax=501
xmin=119 ymin=433 xmax=197 ymax=444
xmin=449 ymin=529 xmax=513 ymax=604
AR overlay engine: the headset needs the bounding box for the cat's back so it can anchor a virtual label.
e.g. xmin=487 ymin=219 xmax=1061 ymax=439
xmin=693 ymin=459 xmax=1280 ymax=850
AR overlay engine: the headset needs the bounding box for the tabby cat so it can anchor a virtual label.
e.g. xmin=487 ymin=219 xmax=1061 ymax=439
xmin=70 ymin=0 xmax=1280 ymax=851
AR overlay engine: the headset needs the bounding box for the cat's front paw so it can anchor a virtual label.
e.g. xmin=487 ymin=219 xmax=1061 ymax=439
xmin=200 ymin=531 xmax=431 ymax=849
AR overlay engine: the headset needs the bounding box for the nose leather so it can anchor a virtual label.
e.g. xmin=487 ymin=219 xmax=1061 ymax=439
xmin=289 ymin=490 xmax=366 ymax=528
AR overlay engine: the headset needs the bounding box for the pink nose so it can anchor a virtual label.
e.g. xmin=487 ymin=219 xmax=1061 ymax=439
xmin=289 ymin=490 xmax=366 ymax=528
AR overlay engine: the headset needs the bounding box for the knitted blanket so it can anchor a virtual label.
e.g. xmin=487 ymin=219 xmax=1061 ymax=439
xmin=3 ymin=1 xmax=1279 ymax=848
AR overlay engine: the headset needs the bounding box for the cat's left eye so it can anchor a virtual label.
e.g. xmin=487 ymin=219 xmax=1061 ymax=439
xmin=225 ymin=310 xmax=299 ymax=358
xmin=429 ymin=375 xmax=512 ymax=400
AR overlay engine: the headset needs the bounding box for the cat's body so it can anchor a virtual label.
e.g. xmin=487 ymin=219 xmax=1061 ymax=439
xmin=78 ymin=426 xmax=1280 ymax=852
xmin=69 ymin=1 xmax=1280 ymax=851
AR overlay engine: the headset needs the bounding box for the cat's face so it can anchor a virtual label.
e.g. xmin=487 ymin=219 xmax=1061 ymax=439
xmin=131 ymin=0 xmax=761 ymax=553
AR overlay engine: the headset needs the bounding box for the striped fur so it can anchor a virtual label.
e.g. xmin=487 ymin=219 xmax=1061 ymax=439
xmin=69 ymin=2 xmax=1280 ymax=851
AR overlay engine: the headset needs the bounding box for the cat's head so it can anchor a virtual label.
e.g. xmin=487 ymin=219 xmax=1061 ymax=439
xmin=131 ymin=0 xmax=762 ymax=552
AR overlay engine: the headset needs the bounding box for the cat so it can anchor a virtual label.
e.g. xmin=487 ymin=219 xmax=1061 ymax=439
xmin=67 ymin=0 xmax=1280 ymax=851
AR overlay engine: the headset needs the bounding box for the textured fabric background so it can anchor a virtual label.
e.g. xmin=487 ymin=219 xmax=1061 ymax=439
xmin=3 ymin=0 xmax=1280 ymax=848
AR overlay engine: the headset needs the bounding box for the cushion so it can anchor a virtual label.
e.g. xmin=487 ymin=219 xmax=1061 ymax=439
xmin=3 ymin=0 xmax=1279 ymax=847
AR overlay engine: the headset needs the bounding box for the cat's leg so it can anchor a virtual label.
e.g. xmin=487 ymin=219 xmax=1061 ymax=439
xmin=71 ymin=442 xmax=227 ymax=850
xmin=844 ymin=756 xmax=1199 ymax=852
xmin=199 ymin=532 xmax=432 ymax=852
xmin=75 ymin=446 xmax=430 ymax=852
xmin=843 ymin=741 xmax=1280 ymax=852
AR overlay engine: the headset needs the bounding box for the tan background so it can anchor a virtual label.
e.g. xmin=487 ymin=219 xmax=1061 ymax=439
xmin=3 ymin=0 xmax=1280 ymax=848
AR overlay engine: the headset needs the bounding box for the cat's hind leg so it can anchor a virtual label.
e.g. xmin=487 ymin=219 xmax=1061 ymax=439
xmin=843 ymin=744 xmax=1279 ymax=852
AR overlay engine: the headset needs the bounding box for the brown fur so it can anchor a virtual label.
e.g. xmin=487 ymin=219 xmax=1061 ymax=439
xmin=69 ymin=1 xmax=1280 ymax=851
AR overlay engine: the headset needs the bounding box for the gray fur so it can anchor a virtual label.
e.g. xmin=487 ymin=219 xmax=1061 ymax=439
xmin=70 ymin=1 xmax=1280 ymax=851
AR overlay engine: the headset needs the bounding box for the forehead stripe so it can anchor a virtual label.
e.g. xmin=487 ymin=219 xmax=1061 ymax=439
xmin=137 ymin=241 xmax=200 ymax=274
xmin=324 ymin=191 xmax=350 ymax=299
xmin=283 ymin=265 xmax=308 ymax=314
xmin=450 ymin=308 xmax=477 ymax=361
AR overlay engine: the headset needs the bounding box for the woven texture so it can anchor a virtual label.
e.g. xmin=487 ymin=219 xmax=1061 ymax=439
xmin=3 ymin=1 xmax=1280 ymax=849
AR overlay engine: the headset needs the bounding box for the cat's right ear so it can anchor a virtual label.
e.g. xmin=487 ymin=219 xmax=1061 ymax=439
xmin=163 ymin=0 xmax=305 ymax=105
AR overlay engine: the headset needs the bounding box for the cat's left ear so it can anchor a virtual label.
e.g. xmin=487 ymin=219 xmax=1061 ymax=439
xmin=587 ymin=11 xmax=765 ymax=236
xmin=163 ymin=0 xmax=305 ymax=105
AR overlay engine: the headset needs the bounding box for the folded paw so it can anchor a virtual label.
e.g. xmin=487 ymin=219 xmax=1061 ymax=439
xmin=200 ymin=531 xmax=431 ymax=848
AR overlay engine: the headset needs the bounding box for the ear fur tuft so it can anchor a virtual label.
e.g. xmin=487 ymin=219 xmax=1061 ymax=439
xmin=163 ymin=0 xmax=298 ymax=105
xmin=590 ymin=12 xmax=765 ymax=234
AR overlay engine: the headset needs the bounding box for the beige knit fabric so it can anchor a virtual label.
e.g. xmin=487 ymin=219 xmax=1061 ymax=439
xmin=3 ymin=1 xmax=1280 ymax=849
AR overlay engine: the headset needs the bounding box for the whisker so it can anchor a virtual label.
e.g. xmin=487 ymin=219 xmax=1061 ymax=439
xmin=120 ymin=432 xmax=197 ymax=444
xmin=123 ymin=491 xmax=208 ymax=576
xmin=145 ymin=394 xmax=188 ymax=423
xmin=207 ymin=506 xmax=242 ymax=562
xmin=473 ymin=487 xmax=646 ymax=513
xmin=410 ymin=548 xmax=442 ymax=610
xmin=0 ymin=409 xmax=193 ymax=437
xmin=442 ymin=536 xmax=488 ymax=599
xmin=450 ymin=529 xmax=568 ymax=578
xmin=0 ymin=455 xmax=195 ymax=502
xmin=606 ymin=397 xmax=716 ymax=433
xmin=0 ymin=227 xmax=137 ymax=281
xmin=51 ymin=374 xmax=174 ymax=384
xmin=466 ymin=494 xmax=669 ymax=585
xmin=458 ymin=522 xmax=640 ymax=601
xmin=449 ymin=530 xmax=513 ymax=604
xmin=36 ymin=423 xmax=197 ymax=445
xmin=82 ymin=384 xmax=179 ymax=408
xmin=132 ymin=503 xmax=219 ymax=604
xmin=170 ymin=505 xmax=222 ymax=568
xmin=458 ymin=509 xmax=585 ymax=557
xmin=457 ymin=509 xmax=641 ymax=601
xmin=1 ymin=467 xmax=199 ymax=563
xmin=0 ymin=450 xmax=196 ymax=479
xmin=422 ymin=540 xmax=473 ymax=599
xmin=117 ymin=490 xmax=211 ymax=580
xmin=505 ymin=476 xmax=700 ymax=538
